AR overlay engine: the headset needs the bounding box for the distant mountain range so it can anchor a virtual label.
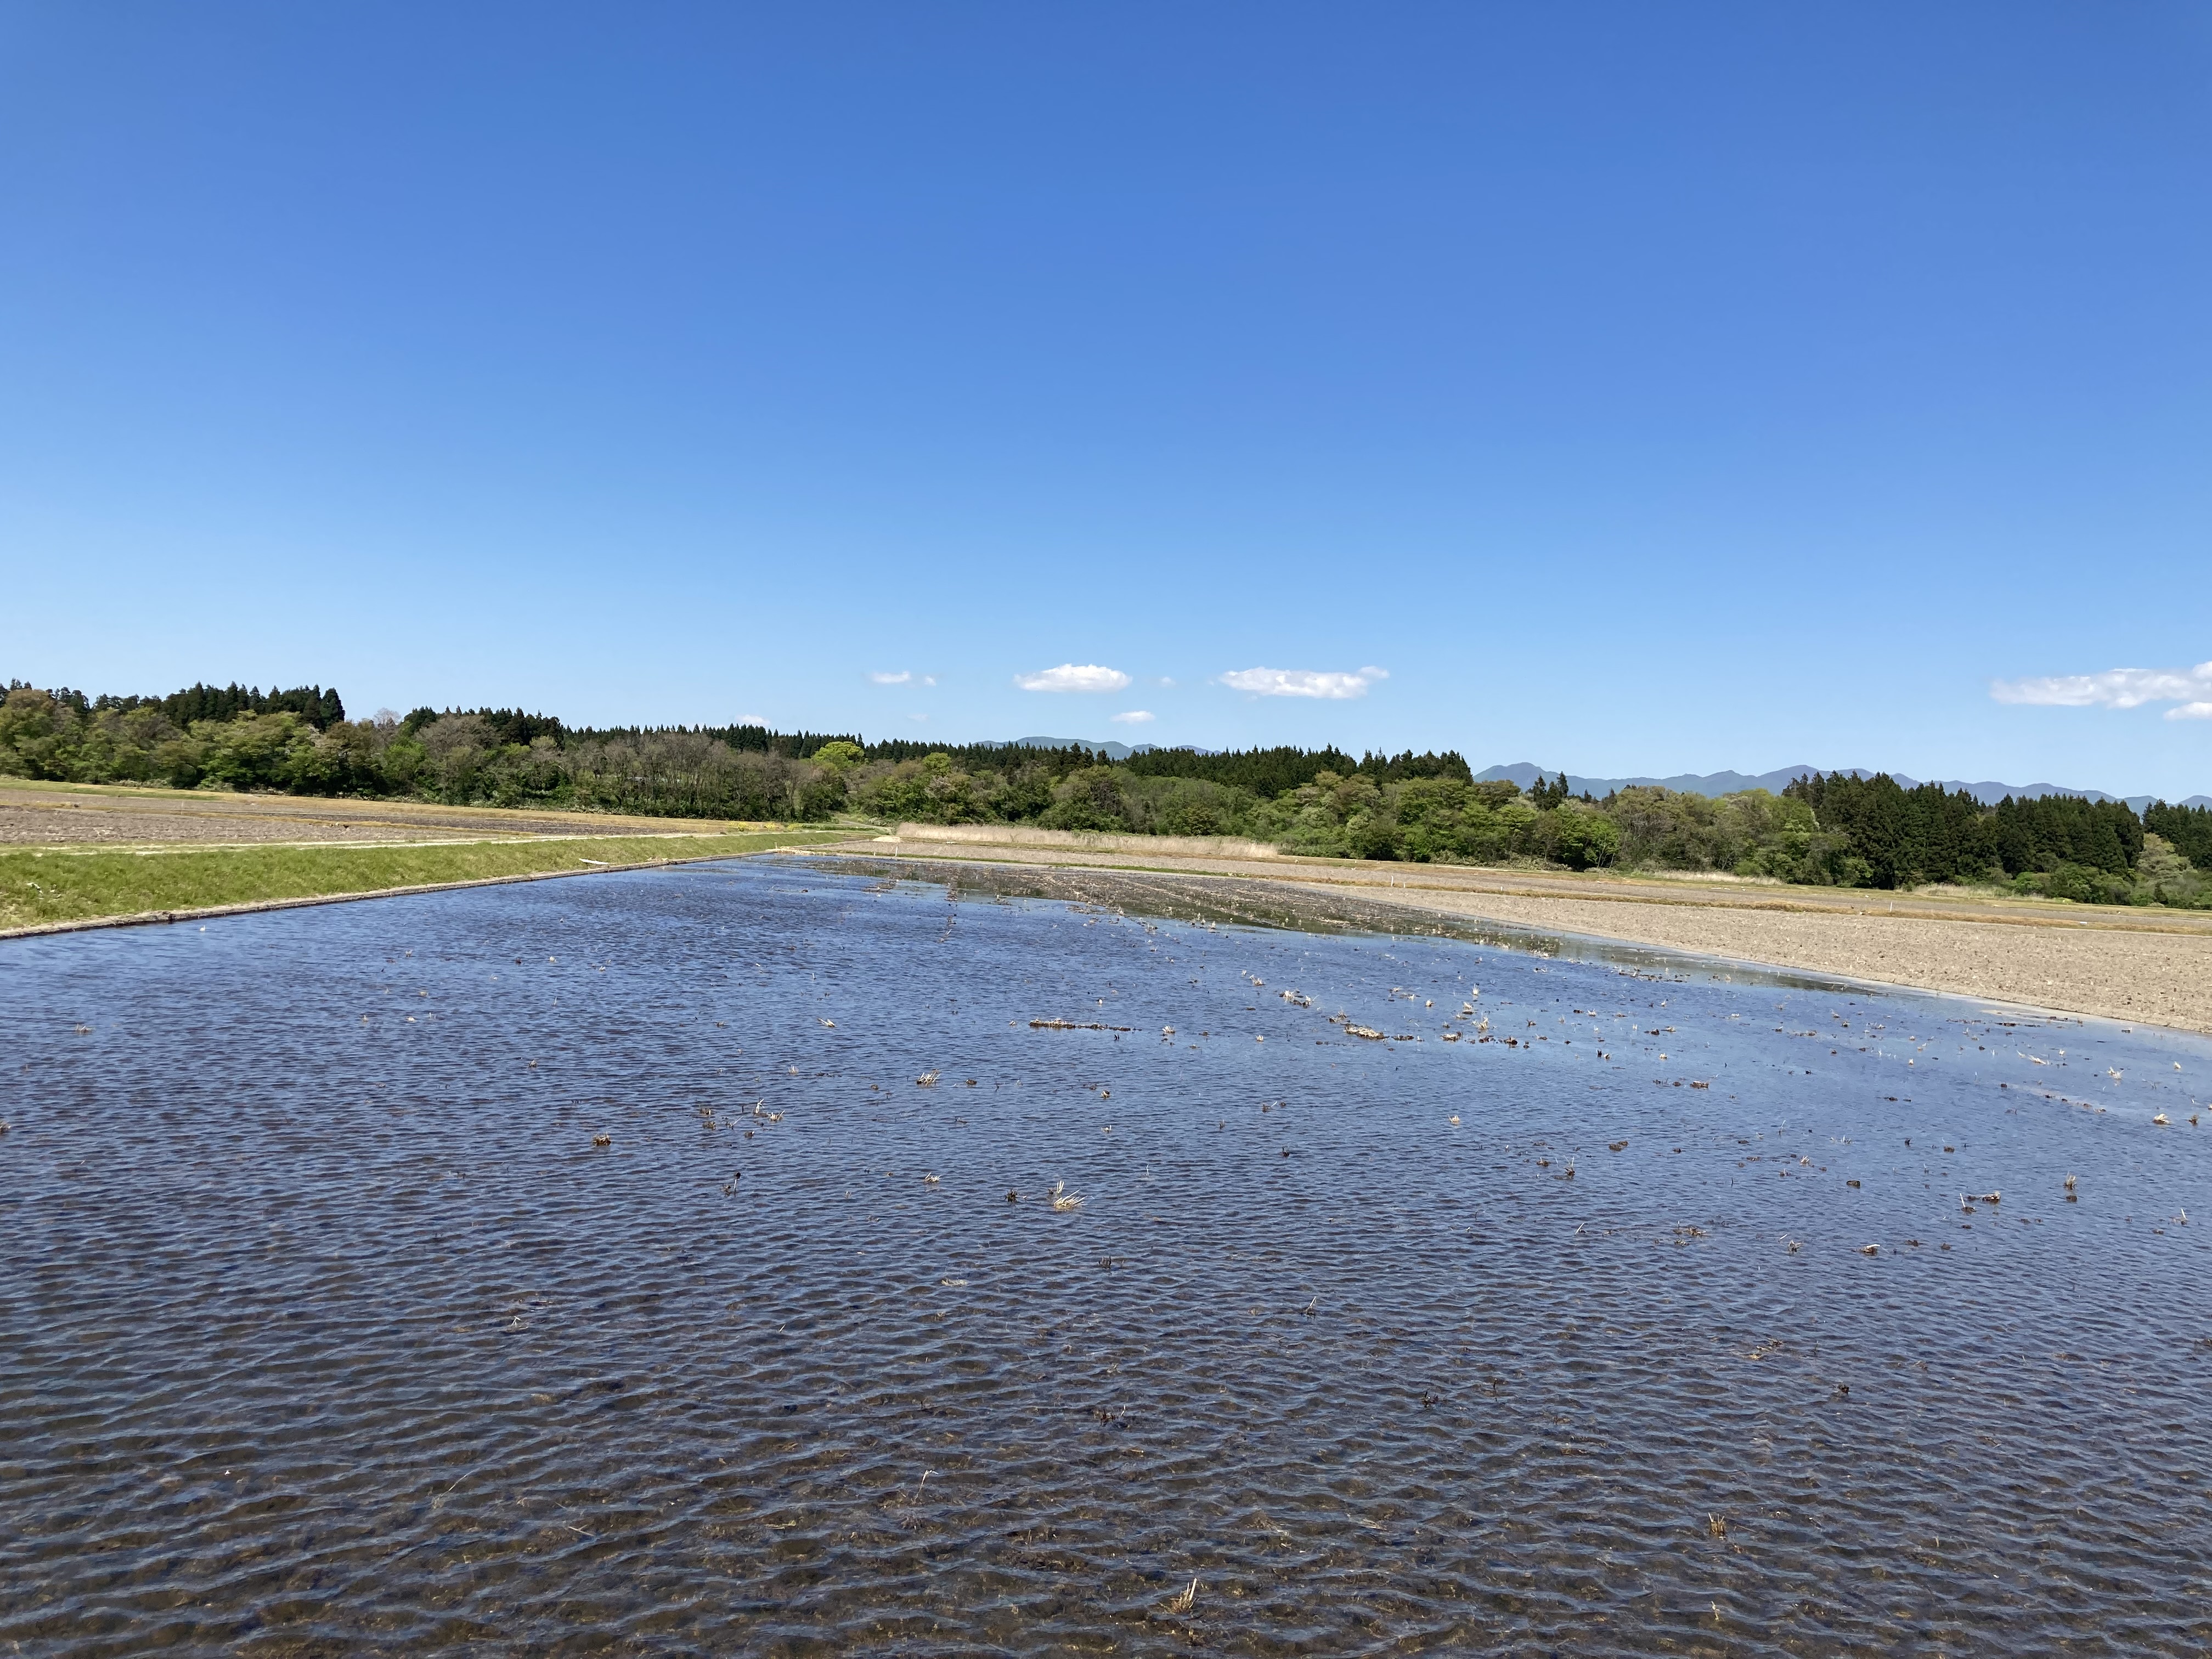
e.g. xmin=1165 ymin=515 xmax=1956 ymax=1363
xmin=987 ymin=739 xmax=2208 ymax=810
xmin=1474 ymin=763 xmax=2212 ymax=814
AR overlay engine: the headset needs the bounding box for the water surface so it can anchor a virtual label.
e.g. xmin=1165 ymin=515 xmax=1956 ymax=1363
xmin=3 ymin=856 xmax=2208 ymax=1655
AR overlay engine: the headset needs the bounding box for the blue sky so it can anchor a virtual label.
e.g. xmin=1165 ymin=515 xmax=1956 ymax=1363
xmin=2 ymin=3 xmax=2207 ymax=794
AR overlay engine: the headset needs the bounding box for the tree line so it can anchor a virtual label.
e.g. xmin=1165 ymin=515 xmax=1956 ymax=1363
xmin=0 ymin=682 xmax=853 ymax=820
xmin=3 ymin=677 xmax=2204 ymax=907
xmin=33 ymin=680 xmax=348 ymax=731
xmin=1781 ymin=772 xmax=2145 ymax=889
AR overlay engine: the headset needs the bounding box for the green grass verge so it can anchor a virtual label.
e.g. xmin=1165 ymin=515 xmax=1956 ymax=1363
xmin=0 ymin=831 xmax=846 ymax=931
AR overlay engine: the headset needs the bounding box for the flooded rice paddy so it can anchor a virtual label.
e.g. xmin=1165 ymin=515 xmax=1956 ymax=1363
xmin=3 ymin=855 xmax=2209 ymax=1656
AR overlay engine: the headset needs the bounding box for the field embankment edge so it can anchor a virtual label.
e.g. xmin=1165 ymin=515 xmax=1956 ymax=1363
xmin=0 ymin=831 xmax=843 ymax=937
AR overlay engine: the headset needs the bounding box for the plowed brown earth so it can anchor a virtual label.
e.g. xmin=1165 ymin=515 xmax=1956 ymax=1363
xmin=0 ymin=778 xmax=758 ymax=845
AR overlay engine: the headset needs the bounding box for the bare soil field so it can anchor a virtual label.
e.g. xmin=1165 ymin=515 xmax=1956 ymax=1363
xmin=0 ymin=777 xmax=767 ymax=846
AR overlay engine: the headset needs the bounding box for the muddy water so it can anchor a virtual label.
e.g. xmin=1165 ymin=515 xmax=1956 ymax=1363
xmin=2 ymin=857 xmax=2208 ymax=1655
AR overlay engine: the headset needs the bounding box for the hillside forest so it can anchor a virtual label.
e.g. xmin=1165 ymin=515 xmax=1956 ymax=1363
xmin=5 ymin=679 xmax=2208 ymax=908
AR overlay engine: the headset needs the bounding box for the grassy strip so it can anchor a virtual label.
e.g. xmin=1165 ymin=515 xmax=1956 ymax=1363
xmin=0 ymin=831 xmax=844 ymax=931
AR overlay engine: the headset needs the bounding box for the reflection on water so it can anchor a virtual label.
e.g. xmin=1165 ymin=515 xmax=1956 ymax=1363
xmin=806 ymin=852 xmax=1909 ymax=991
xmin=2 ymin=857 xmax=2208 ymax=1655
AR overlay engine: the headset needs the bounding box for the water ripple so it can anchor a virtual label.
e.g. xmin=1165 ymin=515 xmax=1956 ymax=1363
xmin=2 ymin=857 xmax=2208 ymax=1655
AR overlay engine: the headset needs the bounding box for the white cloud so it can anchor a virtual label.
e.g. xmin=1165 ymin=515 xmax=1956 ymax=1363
xmin=1991 ymin=659 xmax=2212 ymax=710
xmin=1218 ymin=665 xmax=1387 ymax=699
xmin=735 ymin=714 xmax=767 ymax=726
xmin=1015 ymin=663 xmax=1131 ymax=693
xmin=2169 ymin=701 xmax=2212 ymax=721
xmin=1110 ymin=709 xmax=1155 ymax=724
xmin=868 ymin=670 xmax=911 ymax=685
xmin=921 ymin=675 xmax=938 ymax=687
